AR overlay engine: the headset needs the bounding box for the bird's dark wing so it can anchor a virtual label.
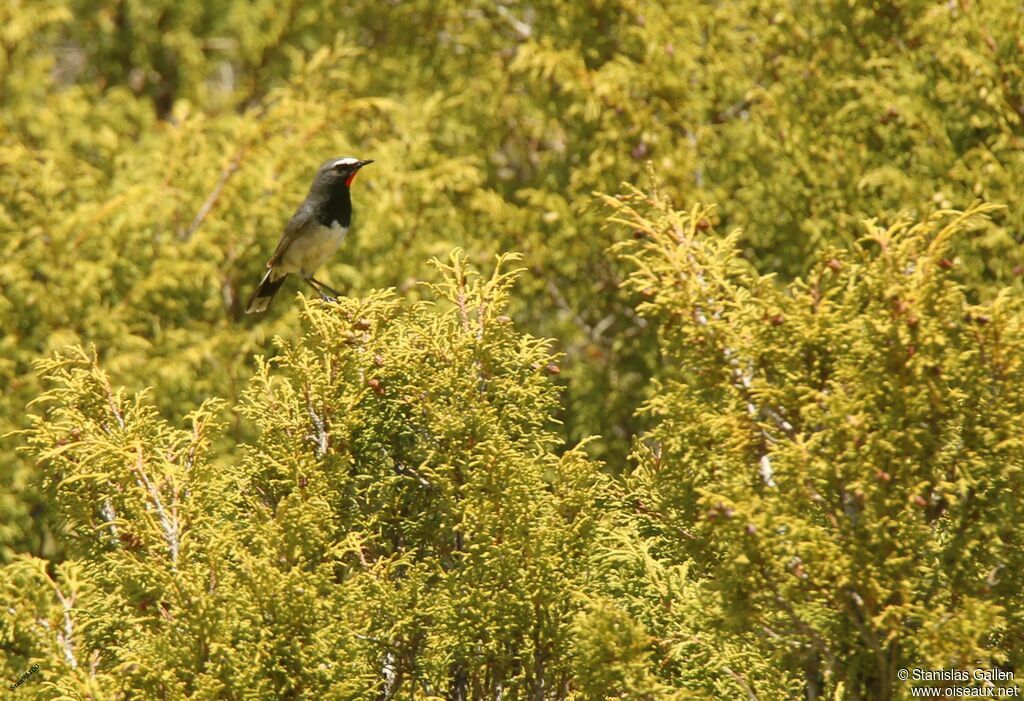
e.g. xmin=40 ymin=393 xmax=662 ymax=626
xmin=266 ymin=201 xmax=316 ymax=268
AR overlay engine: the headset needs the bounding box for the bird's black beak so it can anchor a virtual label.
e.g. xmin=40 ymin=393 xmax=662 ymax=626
xmin=357 ymin=159 xmax=374 ymax=168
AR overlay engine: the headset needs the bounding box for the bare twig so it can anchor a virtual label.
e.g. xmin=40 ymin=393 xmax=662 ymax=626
xmin=131 ymin=446 xmax=179 ymax=566
xmin=100 ymin=498 xmax=119 ymax=546
xmin=42 ymin=578 xmax=79 ymax=670
xmin=722 ymin=665 xmax=761 ymax=701
xmin=304 ymin=387 xmax=329 ymax=458
xmin=183 ymin=148 xmax=246 ymax=240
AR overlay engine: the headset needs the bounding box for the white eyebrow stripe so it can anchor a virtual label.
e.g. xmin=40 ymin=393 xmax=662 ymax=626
xmin=333 ymin=157 xmax=359 ymax=167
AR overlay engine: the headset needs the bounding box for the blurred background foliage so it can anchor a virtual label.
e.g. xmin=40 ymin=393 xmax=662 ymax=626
xmin=5 ymin=0 xmax=1023 ymax=558
xmin=2 ymin=0 xmax=1024 ymax=696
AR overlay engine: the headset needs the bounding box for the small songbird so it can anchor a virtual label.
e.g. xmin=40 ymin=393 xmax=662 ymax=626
xmin=246 ymin=157 xmax=373 ymax=314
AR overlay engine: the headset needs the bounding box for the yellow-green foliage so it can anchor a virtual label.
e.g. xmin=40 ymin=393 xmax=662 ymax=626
xmin=609 ymin=190 xmax=1024 ymax=695
xmin=5 ymin=258 xmax=607 ymax=698
xmin=3 ymin=0 xmax=1024 ymax=697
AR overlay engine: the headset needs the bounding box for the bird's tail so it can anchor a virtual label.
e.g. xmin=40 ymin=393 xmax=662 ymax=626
xmin=246 ymin=268 xmax=288 ymax=314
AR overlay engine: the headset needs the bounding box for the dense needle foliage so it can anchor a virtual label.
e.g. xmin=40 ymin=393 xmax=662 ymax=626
xmin=2 ymin=0 xmax=1023 ymax=698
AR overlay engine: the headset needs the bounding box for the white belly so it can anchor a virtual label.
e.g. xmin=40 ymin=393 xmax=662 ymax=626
xmin=279 ymin=222 xmax=348 ymax=276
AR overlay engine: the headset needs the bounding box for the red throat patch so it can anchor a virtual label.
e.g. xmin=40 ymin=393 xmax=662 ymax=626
xmin=345 ymin=172 xmax=358 ymax=187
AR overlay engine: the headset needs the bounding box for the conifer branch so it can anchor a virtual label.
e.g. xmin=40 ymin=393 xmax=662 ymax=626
xmin=131 ymin=445 xmax=179 ymax=566
xmin=41 ymin=575 xmax=79 ymax=670
xmin=304 ymin=386 xmax=328 ymax=458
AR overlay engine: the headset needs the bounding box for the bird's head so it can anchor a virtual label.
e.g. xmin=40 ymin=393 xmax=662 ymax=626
xmin=316 ymin=156 xmax=374 ymax=190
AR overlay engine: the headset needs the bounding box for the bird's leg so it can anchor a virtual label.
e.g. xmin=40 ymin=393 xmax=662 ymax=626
xmin=309 ymin=276 xmax=342 ymax=299
xmin=303 ymin=277 xmax=336 ymax=302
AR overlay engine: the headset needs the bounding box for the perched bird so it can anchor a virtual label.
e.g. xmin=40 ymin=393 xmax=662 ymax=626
xmin=246 ymin=157 xmax=373 ymax=313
